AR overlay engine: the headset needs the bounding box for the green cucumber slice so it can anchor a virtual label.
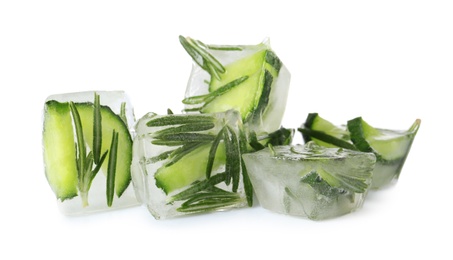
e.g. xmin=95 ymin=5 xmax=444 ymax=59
xmin=43 ymin=100 xmax=132 ymax=202
xmin=299 ymin=113 xmax=355 ymax=150
xmin=155 ymin=143 xmax=226 ymax=194
xmin=74 ymin=103 xmax=133 ymax=197
xmin=347 ymin=117 xmax=421 ymax=161
xmin=43 ymin=101 xmax=78 ymax=201
xmin=202 ymin=49 xmax=268 ymax=119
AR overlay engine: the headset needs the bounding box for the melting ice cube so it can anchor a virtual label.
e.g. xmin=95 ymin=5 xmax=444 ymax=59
xmin=180 ymin=36 xmax=291 ymax=135
xmin=42 ymin=91 xmax=138 ymax=215
xmin=242 ymin=142 xmax=376 ymax=220
xmin=131 ymin=110 xmax=249 ymax=219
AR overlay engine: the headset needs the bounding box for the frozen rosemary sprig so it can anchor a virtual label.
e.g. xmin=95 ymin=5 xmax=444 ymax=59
xmin=69 ymin=96 xmax=108 ymax=207
xmin=179 ymin=35 xmax=226 ymax=80
xmin=181 ymin=76 xmax=249 ymax=112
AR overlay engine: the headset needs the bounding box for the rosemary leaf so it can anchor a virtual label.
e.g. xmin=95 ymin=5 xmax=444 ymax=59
xmin=207 ymin=61 xmax=221 ymax=81
xmin=182 ymin=76 xmax=249 ymax=106
xmin=146 ymin=115 xmax=214 ymax=127
xmin=207 ymin=45 xmax=243 ymax=51
xmin=91 ymin=150 xmax=108 ymax=184
xmin=186 ymin=37 xmax=225 ymax=74
xmin=239 ymin=129 xmax=254 ymax=206
xmin=226 ymin=125 xmax=241 ymax=192
xmin=153 ymin=122 xmax=215 ymax=137
xmin=69 ymin=102 xmax=86 ymax=183
xmin=179 ymin=35 xmax=206 ymax=70
xmin=169 ymin=173 xmax=226 ymax=202
xmin=182 ymin=107 xmax=203 ymax=113
xmin=181 ymin=192 xmax=239 ymax=208
xmin=167 ymin=108 xmax=174 ymax=115
xmin=147 ymin=150 xmax=174 ymax=164
xmin=93 ymin=93 xmax=102 ymax=164
xmin=155 ymin=133 xmax=215 ymax=143
xmin=177 ymin=193 xmax=240 ymax=213
xmin=120 ymin=102 xmax=128 ymax=127
xmin=106 ymin=130 xmax=119 ymax=207
xmin=223 ymin=128 xmax=233 ymax=186
xmin=165 ymin=142 xmax=206 ymax=167
xmin=206 ymin=127 xmax=225 ymax=179
xmin=248 ymin=131 xmax=265 ymax=151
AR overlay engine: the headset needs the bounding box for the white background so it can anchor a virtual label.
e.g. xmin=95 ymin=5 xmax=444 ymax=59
xmin=1 ymin=1 xmax=452 ymax=259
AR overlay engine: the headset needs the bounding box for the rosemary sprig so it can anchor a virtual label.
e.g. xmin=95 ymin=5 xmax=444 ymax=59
xmin=179 ymin=35 xmax=225 ymax=80
xmin=153 ymin=122 xmax=215 ymax=137
xmin=69 ymin=101 xmax=108 ymax=207
xmin=106 ymin=130 xmax=119 ymax=207
xmin=151 ymin=133 xmax=215 ymax=144
xmin=169 ymin=173 xmax=227 ymax=203
xmin=165 ymin=142 xmax=206 ymax=167
xmin=182 ymin=76 xmax=249 ymax=106
xmin=177 ymin=191 xmax=241 ymax=213
xmin=146 ymin=114 xmax=214 ymax=127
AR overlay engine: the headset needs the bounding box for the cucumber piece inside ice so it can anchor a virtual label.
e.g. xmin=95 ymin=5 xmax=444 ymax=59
xmin=155 ymin=143 xmax=226 ymax=194
xmin=299 ymin=113 xmax=354 ymax=150
xmin=43 ymin=100 xmax=133 ymax=201
xmin=74 ymin=103 xmax=133 ymax=197
xmin=347 ymin=117 xmax=421 ymax=161
xmin=43 ymin=101 xmax=78 ymax=201
xmin=202 ymin=49 xmax=280 ymax=123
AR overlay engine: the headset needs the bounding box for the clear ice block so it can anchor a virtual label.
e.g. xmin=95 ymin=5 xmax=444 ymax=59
xmin=242 ymin=142 xmax=376 ymax=220
xmin=42 ymin=91 xmax=138 ymax=215
xmin=131 ymin=110 xmax=248 ymax=219
xmin=180 ymin=36 xmax=291 ymax=135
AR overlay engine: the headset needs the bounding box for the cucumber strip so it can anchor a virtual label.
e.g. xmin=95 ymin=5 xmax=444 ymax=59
xmin=43 ymin=101 xmax=78 ymax=201
xmin=298 ymin=127 xmax=357 ymax=151
xmin=347 ymin=117 xmax=421 ymax=161
xmin=299 ymin=113 xmax=351 ymax=148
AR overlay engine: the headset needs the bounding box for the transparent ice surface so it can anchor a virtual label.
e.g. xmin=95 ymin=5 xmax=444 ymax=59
xmin=242 ymin=142 xmax=376 ymax=220
xmin=183 ymin=38 xmax=291 ymax=135
xmin=43 ymin=91 xmax=138 ymax=215
xmin=131 ymin=110 xmax=248 ymax=219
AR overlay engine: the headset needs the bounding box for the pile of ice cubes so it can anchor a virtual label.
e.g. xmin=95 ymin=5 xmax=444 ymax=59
xmin=42 ymin=36 xmax=417 ymax=220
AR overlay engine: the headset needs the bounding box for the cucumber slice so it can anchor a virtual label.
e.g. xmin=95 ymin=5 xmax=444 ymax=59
xmin=347 ymin=117 xmax=421 ymax=161
xmin=155 ymin=143 xmax=226 ymax=194
xmin=43 ymin=101 xmax=78 ymax=201
xmin=299 ymin=113 xmax=355 ymax=150
xmin=201 ymin=49 xmax=268 ymax=119
xmin=74 ymin=103 xmax=133 ymax=197
xmin=43 ymin=100 xmax=132 ymax=201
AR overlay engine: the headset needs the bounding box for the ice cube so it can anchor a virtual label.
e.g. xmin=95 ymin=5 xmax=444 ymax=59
xmin=131 ymin=109 xmax=249 ymax=219
xmin=180 ymin=36 xmax=291 ymax=135
xmin=242 ymin=142 xmax=376 ymax=220
xmin=42 ymin=91 xmax=138 ymax=215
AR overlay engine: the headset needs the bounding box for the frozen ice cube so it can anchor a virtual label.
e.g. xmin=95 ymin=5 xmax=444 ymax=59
xmin=242 ymin=142 xmax=376 ymax=220
xmin=180 ymin=36 xmax=291 ymax=135
xmin=131 ymin=109 xmax=249 ymax=219
xmin=42 ymin=91 xmax=138 ymax=215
